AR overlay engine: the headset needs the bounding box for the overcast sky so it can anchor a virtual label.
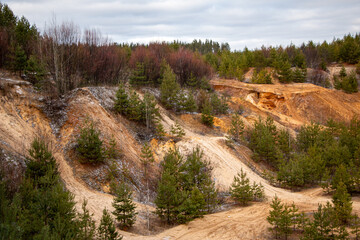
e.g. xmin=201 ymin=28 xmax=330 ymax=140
xmin=5 ymin=0 xmax=360 ymax=50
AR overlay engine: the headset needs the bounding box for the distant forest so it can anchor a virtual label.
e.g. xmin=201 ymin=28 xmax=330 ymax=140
xmin=1 ymin=2 xmax=360 ymax=94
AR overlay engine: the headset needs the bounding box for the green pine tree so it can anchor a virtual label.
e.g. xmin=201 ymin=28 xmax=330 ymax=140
xmin=17 ymin=137 xmax=79 ymax=239
xmin=114 ymin=83 xmax=129 ymax=116
xmin=25 ymin=137 xmax=58 ymax=183
xmin=332 ymin=181 xmax=353 ymax=225
xmin=155 ymin=121 xmax=167 ymax=140
xmin=77 ymin=200 xmax=96 ymax=240
xmin=142 ymin=92 xmax=159 ymax=129
xmin=77 ymin=120 xmax=104 ymax=164
xmin=228 ymin=113 xmax=245 ymax=142
xmin=342 ymin=71 xmax=358 ymax=93
xmin=292 ymin=67 xmax=307 ymax=83
xmin=277 ymin=61 xmax=292 ymax=83
xmin=170 ymin=121 xmax=185 ymax=138
xmin=12 ymin=45 xmax=27 ymax=75
xmin=184 ymin=91 xmax=198 ymax=112
xmin=267 ymin=196 xmax=297 ymax=240
xmin=98 ymin=208 xmax=122 ymax=240
xmin=302 ymin=202 xmax=335 ymax=240
xmin=177 ymin=187 xmax=206 ymax=223
xmin=160 ymin=63 xmax=180 ymax=109
xmin=230 ymin=169 xmax=264 ymax=205
xmin=106 ymin=135 xmax=119 ymax=159
xmin=340 ymin=66 xmax=347 ymax=79
xmin=181 ymin=146 xmax=218 ymax=213
xmin=186 ymin=72 xmax=198 ymax=88
xmin=230 ymin=169 xmax=253 ymax=205
xmin=201 ymin=100 xmax=214 ymax=127
xmin=130 ymin=62 xmax=147 ymax=86
xmin=267 ymin=195 xmax=284 ymax=239
xmin=25 ymin=55 xmax=46 ymax=86
xmin=140 ymin=142 xmax=154 ymax=179
xmin=127 ymin=90 xmax=142 ymax=122
xmin=112 ymin=183 xmax=137 ymax=230
xmin=155 ymin=148 xmax=183 ymax=224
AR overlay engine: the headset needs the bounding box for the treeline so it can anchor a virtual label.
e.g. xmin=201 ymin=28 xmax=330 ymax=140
xmin=1 ymin=2 xmax=359 ymax=95
xmin=206 ymin=34 xmax=360 ymax=81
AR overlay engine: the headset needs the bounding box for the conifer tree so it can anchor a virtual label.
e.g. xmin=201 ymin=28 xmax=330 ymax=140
xmin=201 ymin=100 xmax=214 ymax=127
xmin=140 ymin=142 xmax=154 ymax=179
xmin=129 ymin=62 xmax=147 ymax=86
xmin=251 ymin=69 xmax=272 ymax=84
xmin=17 ymin=138 xmax=80 ymax=239
xmin=155 ymin=147 xmax=217 ymax=224
xmin=106 ymin=135 xmax=119 ymax=159
xmin=186 ymin=72 xmax=198 ymax=88
xmin=230 ymin=169 xmax=253 ymax=205
xmin=25 ymin=137 xmax=58 ymax=182
xmin=170 ymin=121 xmax=185 ymax=138
xmin=292 ymin=67 xmax=307 ymax=83
xmin=77 ymin=120 xmax=104 ymax=163
xmin=140 ymin=142 xmax=154 ymax=231
xmin=277 ymin=61 xmax=292 ymax=83
xmin=155 ymin=148 xmax=183 ymax=224
xmin=340 ymin=66 xmax=347 ymax=79
xmin=98 ymin=208 xmax=122 ymax=240
xmin=183 ymin=147 xmax=218 ymax=212
xmin=230 ymin=169 xmax=264 ymax=205
xmin=77 ymin=200 xmax=96 ymax=240
xmin=267 ymin=196 xmax=295 ymax=240
xmin=332 ymin=181 xmax=353 ymax=225
xmin=228 ymin=113 xmax=245 ymax=142
xmin=114 ymin=83 xmax=129 ymax=115
xmin=127 ymin=90 xmax=142 ymax=122
xmin=142 ymin=92 xmax=159 ymax=129
xmin=177 ymin=187 xmax=206 ymax=223
xmin=342 ymin=71 xmax=358 ymax=93
xmin=210 ymin=93 xmax=229 ymax=115
xmin=112 ymin=183 xmax=137 ymax=230
xmin=303 ymin=202 xmax=335 ymax=239
xmin=155 ymin=121 xmax=167 ymax=140
xmin=160 ymin=63 xmax=180 ymax=109
xmin=184 ymin=91 xmax=198 ymax=112
xmin=25 ymin=55 xmax=46 ymax=86
xmin=267 ymin=195 xmax=284 ymax=239
xmin=249 ymin=117 xmax=280 ymax=167
xmin=12 ymin=45 xmax=27 ymax=75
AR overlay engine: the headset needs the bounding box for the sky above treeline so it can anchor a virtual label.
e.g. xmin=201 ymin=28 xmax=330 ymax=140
xmin=5 ymin=0 xmax=360 ymax=50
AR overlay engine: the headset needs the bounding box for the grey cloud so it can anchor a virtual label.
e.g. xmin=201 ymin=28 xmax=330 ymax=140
xmin=6 ymin=0 xmax=360 ymax=50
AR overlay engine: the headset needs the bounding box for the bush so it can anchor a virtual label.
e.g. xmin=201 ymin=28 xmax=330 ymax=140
xmin=77 ymin=120 xmax=104 ymax=163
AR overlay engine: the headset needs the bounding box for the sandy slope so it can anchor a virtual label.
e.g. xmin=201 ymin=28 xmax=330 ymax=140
xmin=1 ymin=78 xmax=360 ymax=239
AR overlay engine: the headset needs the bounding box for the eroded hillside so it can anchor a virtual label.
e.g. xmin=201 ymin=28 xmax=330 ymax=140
xmin=212 ymin=78 xmax=360 ymax=129
xmin=1 ymin=76 xmax=360 ymax=239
